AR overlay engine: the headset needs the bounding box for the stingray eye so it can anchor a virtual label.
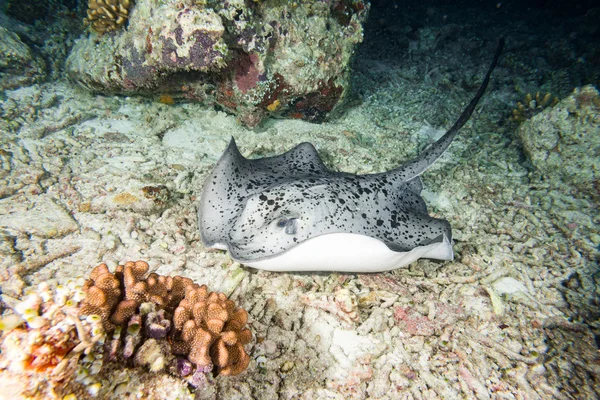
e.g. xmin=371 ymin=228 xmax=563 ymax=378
xmin=276 ymin=218 xmax=298 ymax=235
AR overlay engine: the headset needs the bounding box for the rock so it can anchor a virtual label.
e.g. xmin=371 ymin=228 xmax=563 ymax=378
xmin=94 ymin=185 xmax=172 ymax=216
xmin=492 ymin=277 xmax=529 ymax=295
xmin=0 ymin=26 xmax=46 ymax=90
xmin=0 ymin=196 xmax=78 ymax=238
xmin=517 ymin=85 xmax=600 ymax=196
xmin=66 ymin=0 xmax=368 ymax=126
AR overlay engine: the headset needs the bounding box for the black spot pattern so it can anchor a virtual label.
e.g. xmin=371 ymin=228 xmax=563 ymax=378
xmin=198 ymin=138 xmax=451 ymax=261
xmin=197 ymin=39 xmax=505 ymax=262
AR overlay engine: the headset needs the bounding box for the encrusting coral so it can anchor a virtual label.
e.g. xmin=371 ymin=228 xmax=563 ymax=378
xmin=0 ymin=280 xmax=105 ymax=398
xmin=0 ymin=261 xmax=252 ymax=398
xmin=84 ymin=0 xmax=133 ymax=34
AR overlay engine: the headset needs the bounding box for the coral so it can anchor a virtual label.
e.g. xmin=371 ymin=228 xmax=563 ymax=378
xmin=171 ymin=284 xmax=253 ymax=376
xmin=176 ymin=357 xmax=193 ymax=377
xmin=78 ymin=261 xmax=252 ymax=376
xmin=145 ymin=309 xmax=171 ymax=339
xmin=266 ymin=99 xmax=281 ymax=112
xmin=133 ymin=338 xmax=169 ymax=372
xmin=285 ymin=79 xmax=345 ymax=123
xmin=158 ymin=94 xmax=175 ymax=105
xmin=78 ymin=263 xmax=122 ymax=330
xmin=84 ymin=0 xmax=133 ymax=34
xmin=0 ymin=261 xmax=252 ymax=398
xmin=189 ymin=364 xmax=213 ymax=388
xmin=509 ymin=92 xmax=559 ymax=123
xmin=0 ymin=281 xmax=105 ymax=398
xmin=234 ymin=53 xmax=261 ymax=94
xmin=79 ymin=261 xmax=193 ymax=331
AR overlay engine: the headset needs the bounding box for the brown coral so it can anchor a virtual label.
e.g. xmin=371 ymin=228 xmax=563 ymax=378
xmin=78 ymin=261 xmax=252 ymax=376
xmin=172 ymin=285 xmax=252 ymax=376
xmin=79 ymin=261 xmax=193 ymax=330
xmin=84 ymin=0 xmax=132 ymax=34
xmin=79 ymin=263 xmax=122 ymax=330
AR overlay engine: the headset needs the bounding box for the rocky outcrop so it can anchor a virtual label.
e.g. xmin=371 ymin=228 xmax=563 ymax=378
xmin=66 ymin=0 xmax=368 ymax=126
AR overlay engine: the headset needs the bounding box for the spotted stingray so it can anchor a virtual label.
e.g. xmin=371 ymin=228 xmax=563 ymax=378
xmin=198 ymin=39 xmax=504 ymax=272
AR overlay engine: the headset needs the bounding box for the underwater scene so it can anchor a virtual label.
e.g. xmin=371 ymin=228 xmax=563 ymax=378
xmin=0 ymin=0 xmax=599 ymax=398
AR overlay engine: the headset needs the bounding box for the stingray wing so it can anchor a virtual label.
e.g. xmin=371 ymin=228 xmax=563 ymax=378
xmin=198 ymin=138 xmax=330 ymax=248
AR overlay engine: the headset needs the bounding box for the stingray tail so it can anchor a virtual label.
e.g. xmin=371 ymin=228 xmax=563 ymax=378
xmin=394 ymin=37 xmax=505 ymax=181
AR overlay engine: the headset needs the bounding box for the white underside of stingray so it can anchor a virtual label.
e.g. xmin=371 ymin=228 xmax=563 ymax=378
xmin=212 ymin=233 xmax=453 ymax=273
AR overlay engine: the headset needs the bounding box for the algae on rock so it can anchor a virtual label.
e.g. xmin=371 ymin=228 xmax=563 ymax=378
xmin=517 ymin=85 xmax=600 ymax=196
xmin=0 ymin=26 xmax=46 ymax=90
xmin=66 ymin=0 xmax=368 ymax=126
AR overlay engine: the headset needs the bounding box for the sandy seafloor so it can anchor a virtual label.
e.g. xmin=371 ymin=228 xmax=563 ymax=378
xmin=1 ymin=1 xmax=599 ymax=399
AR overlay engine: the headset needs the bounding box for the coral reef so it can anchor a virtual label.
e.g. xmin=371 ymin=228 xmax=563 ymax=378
xmin=0 ymin=261 xmax=252 ymax=398
xmin=66 ymin=0 xmax=368 ymax=126
xmin=517 ymin=85 xmax=600 ymax=197
xmin=84 ymin=0 xmax=132 ymax=34
xmin=509 ymin=91 xmax=559 ymax=123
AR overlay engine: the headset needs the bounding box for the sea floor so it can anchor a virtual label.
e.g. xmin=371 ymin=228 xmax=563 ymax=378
xmin=1 ymin=74 xmax=599 ymax=398
xmin=1 ymin=2 xmax=600 ymax=399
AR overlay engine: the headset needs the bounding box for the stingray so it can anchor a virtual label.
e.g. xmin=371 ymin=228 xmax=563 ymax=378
xmin=198 ymin=39 xmax=504 ymax=272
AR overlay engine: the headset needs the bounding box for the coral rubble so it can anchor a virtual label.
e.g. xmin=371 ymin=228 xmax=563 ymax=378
xmin=66 ymin=0 xmax=369 ymax=126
